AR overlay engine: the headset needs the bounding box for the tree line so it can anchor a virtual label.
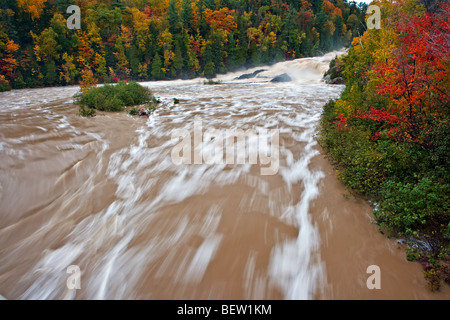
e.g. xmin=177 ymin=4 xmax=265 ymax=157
xmin=0 ymin=0 xmax=367 ymax=90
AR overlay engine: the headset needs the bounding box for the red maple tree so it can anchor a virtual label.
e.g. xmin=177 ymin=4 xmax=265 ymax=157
xmin=372 ymin=4 xmax=449 ymax=144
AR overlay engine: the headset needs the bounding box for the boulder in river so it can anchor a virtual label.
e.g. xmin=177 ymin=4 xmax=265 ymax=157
xmin=235 ymin=69 xmax=267 ymax=80
xmin=330 ymin=77 xmax=345 ymax=84
xmin=271 ymin=73 xmax=292 ymax=82
xmin=323 ymin=74 xmax=345 ymax=85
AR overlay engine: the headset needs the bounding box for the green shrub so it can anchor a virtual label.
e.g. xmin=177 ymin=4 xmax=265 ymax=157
xmin=203 ymin=79 xmax=222 ymax=85
xmin=74 ymin=81 xmax=153 ymax=112
xmin=424 ymin=118 xmax=450 ymax=180
xmin=152 ymin=97 xmax=161 ymax=104
xmin=0 ymin=78 xmax=11 ymax=92
xmin=79 ymin=105 xmax=96 ymax=117
xmin=104 ymin=96 xmax=125 ymax=112
xmin=406 ymin=248 xmax=422 ymax=262
xmin=128 ymin=107 xmax=138 ymax=115
xmin=424 ymin=268 xmax=442 ymax=292
xmin=320 ymin=100 xmax=389 ymax=196
xmin=374 ymin=177 xmax=450 ymax=238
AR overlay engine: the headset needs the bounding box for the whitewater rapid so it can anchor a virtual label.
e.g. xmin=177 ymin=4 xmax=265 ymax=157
xmin=4 ymin=51 xmax=445 ymax=300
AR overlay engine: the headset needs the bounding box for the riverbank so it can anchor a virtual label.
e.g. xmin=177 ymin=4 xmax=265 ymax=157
xmin=310 ymin=147 xmax=450 ymax=299
xmin=317 ymin=0 xmax=449 ymax=294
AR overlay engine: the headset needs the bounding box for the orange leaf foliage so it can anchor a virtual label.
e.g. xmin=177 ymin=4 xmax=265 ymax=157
xmin=204 ymin=8 xmax=237 ymax=33
xmin=17 ymin=0 xmax=47 ymax=20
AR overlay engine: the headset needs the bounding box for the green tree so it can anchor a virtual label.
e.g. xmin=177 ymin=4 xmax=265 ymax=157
xmin=172 ymin=39 xmax=184 ymax=77
xmin=168 ymin=0 xmax=181 ymax=35
xmin=151 ymin=53 xmax=163 ymax=80
xmin=181 ymin=0 xmax=193 ymax=33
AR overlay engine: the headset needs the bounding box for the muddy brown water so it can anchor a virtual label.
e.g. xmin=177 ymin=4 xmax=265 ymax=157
xmin=0 ymin=52 xmax=448 ymax=300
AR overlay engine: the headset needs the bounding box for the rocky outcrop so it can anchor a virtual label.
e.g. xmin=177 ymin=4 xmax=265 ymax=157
xmin=323 ymin=58 xmax=345 ymax=85
xmin=270 ymin=73 xmax=292 ymax=82
xmin=323 ymin=74 xmax=345 ymax=84
xmin=235 ymin=69 xmax=267 ymax=80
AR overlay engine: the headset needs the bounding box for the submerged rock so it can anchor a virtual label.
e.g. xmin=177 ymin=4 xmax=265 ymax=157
xmin=271 ymin=73 xmax=292 ymax=82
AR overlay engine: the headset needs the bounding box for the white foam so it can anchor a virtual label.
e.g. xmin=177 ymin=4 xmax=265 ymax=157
xmin=184 ymin=235 xmax=223 ymax=283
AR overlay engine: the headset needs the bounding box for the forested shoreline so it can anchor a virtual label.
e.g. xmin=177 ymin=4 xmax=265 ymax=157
xmin=0 ymin=0 xmax=367 ymax=90
xmin=320 ymin=0 xmax=449 ymax=291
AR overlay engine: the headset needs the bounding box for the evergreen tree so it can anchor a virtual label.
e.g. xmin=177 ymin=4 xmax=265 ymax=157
xmin=181 ymin=0 xmax=193 ymax=34
xmin=151 ymin=53 xmax=163 ymax=80
xmin=172 ymin=40 xmax=184 ymax=77
xmin=168 ymin=0 xmax=181 ymax=35
xmin=203 ymin=41 xmax=215 ymax=78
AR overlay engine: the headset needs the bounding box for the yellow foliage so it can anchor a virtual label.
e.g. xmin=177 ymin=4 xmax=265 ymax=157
xmin=335 ymin=99 xmax=355 ymax=117
xmin=33 ymin=44 xmax=42 ymax=62
xmin=163 ymin=50 xmax=175 ymax=68
xmin=80 ymin=69 xmax=97 ymax=92
xmin=59 ymin=53 xmax=76 ymax=83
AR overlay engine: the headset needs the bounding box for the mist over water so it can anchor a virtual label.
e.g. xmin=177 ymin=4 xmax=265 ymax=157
xmin=1 ymin=51 xmax=447 ymax=300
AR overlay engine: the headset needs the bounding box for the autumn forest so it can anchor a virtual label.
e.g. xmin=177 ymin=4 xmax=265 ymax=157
xmin=0 ymin=0 xmax=368 ymax=90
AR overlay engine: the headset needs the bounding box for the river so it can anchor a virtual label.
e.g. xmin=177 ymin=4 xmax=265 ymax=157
xmin=0 ymin=51 xmax=448 ymax=300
